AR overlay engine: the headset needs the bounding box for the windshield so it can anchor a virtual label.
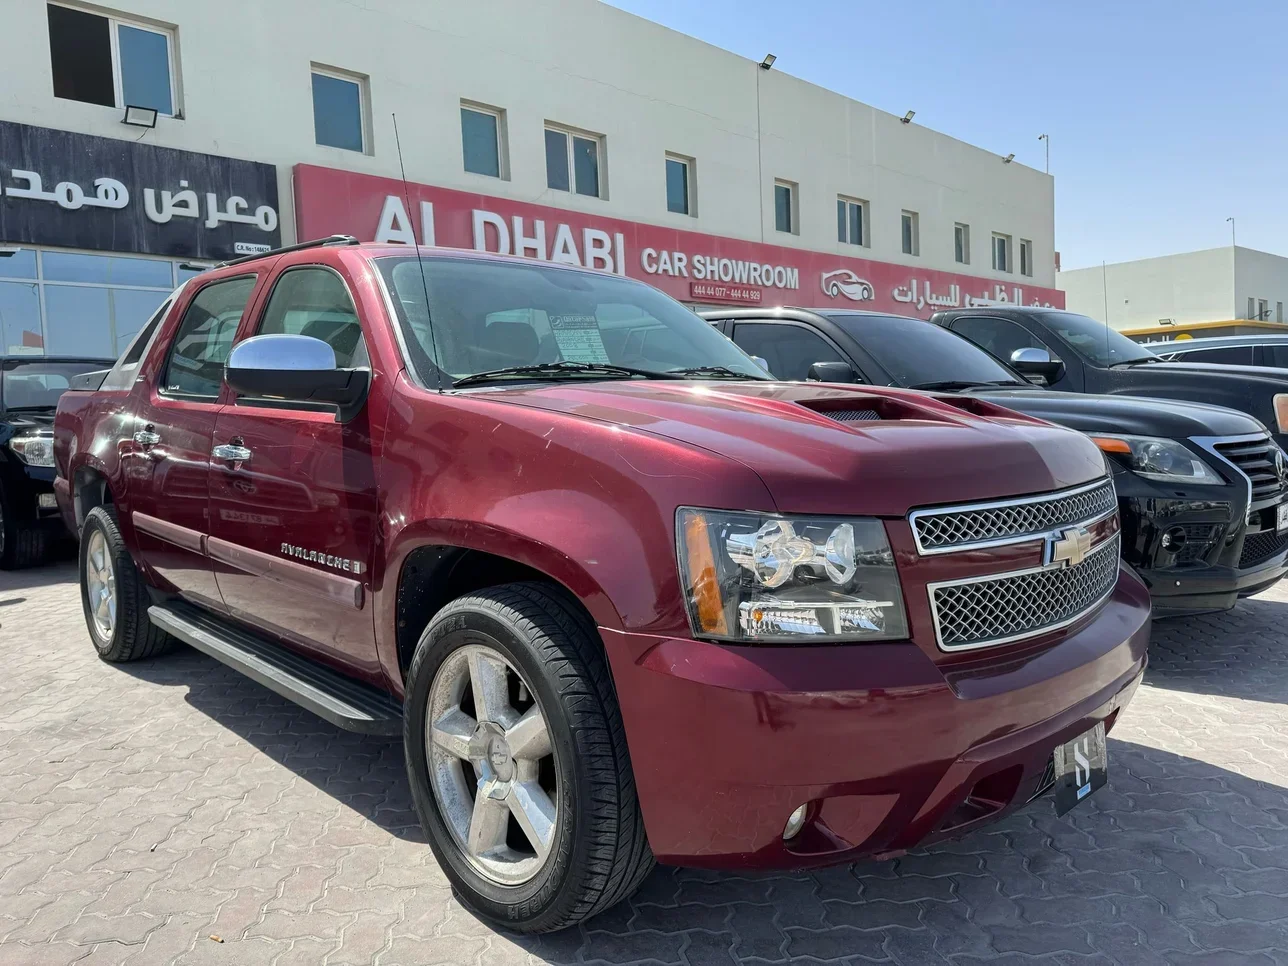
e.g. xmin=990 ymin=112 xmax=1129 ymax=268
xmin=823 ymin=312 xmax=1026 ymax=387
xmin=1039 ymin=311 xmax=1157 ymax=367
xmin=2 ymin=360 xmax=105 ymax=410
xmin=376 ymin=256 xmax=769 ymax=384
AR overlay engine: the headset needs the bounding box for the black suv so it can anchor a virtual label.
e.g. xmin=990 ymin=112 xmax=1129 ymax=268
xmin=0 ymin=356 xmax=114 ymax=567
xmin=931 ymin=306 xmax=1288 ymax=452
xmin=703 ymin=307 xmax=1288 ymax=616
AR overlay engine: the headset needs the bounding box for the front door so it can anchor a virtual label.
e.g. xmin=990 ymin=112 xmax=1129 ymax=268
xmin=127 ymin=274 xmax=259 ymax=610
xmin=207 ymin=265 xmax=381 ymax=680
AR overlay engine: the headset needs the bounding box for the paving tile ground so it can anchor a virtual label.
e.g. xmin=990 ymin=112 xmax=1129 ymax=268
xmin=3 ymin=562 xmax=1288 ymax=964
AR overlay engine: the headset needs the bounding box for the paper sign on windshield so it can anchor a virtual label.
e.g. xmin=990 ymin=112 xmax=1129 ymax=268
xmin=550 ymin=315 xmax=610 ymax=364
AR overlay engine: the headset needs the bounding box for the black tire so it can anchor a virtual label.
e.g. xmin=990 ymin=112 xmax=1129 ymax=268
xmin=79 ymin=505 xmax=173 ymax=663
xmin=0 ymin=485 xmax=52 ymax=569
xmin=404 ymin=582 xmax=654 ymax=933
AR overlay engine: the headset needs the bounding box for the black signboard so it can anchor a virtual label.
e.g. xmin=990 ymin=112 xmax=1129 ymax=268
xmin=0 ymin=121 xmax=281 ymax=261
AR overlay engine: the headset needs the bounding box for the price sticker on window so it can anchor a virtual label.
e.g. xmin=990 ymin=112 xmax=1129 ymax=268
xmin=550 ymin=315 xmax=610 ymax=364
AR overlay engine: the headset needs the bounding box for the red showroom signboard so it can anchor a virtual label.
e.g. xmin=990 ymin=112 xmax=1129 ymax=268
xmin=293 ymin=164 xmax=1064 ymax=317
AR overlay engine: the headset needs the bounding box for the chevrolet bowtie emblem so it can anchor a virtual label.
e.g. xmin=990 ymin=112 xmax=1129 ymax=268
xmin=1047 ymin=526 xmax=1093 ymax=568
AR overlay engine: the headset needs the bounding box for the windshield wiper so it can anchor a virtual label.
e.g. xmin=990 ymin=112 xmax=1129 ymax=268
xmin=907 ymin=379 xmax=1019 ymax=391
xmin=666 ymin=365 xmax=764 ymax=380
xmin=1109 ymin=357 xmax=1161 ymax=369
xmin=452 ymin=361 xmax=685 ymax=388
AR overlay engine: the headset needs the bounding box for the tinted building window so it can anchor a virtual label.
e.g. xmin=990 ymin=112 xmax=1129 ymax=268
xmin=774 ymin=183 xmax=793 ymax=233
xmin=666 ymin=157 xmax=690 ymax=214
xmin=47 ymin=4 xmax=175 ymax=114
xmin=461 ymin=107 xmax=501 ymax=177
xmin=312 ymin=71 xmax=365 ymax=152
xmin=545 ymin=129 xmax=570 ymax=192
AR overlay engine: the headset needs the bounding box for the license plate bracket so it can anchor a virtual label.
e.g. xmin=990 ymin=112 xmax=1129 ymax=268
xmin=1052 ymin=721 xmax=1107 ymax=816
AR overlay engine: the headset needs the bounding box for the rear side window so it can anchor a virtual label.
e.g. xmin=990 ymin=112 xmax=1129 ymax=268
xmin=254 ymin=267 xmax=368 ymax=368
xmin=160 ymin=276 xmax=256 ymax=398
xmin=1264 ymin=345 xmax=1288 ymax=369
xmin=731 ymin=322 xmax=847 ymax=381
xmin=1176 ymin=345 xmax=1253 ymax=366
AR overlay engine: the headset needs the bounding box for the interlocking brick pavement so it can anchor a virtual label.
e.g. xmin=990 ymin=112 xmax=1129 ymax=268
xmin=3 ymin=562 xmax=1288 ymax=964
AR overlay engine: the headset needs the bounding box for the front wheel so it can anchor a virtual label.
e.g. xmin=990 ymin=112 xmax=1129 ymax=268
xmin=79 ymin=505 xmax=173 ymax=662
xmin=404 ymin=583 xmax=653 ymax=933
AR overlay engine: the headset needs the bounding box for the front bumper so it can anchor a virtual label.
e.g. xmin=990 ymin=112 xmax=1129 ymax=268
xmin=604 ymin=565 xmax=1151 ymax=868
xmin=2 ymin=463 xmax=67 ymax=534
xmin=1115 ymin=467 xmax=1288 ymax=616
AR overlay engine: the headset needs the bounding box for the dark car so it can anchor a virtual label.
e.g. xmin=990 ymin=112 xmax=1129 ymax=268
xmin=703 ymin=307 xmax=1288 ymax=616
xmin=0 ymin=356 xmax=115 ymax=567
xmin=1154 ymin=334 xmax=1288 ymax=369
xmin=54 ymin=239 xmax=1149 ymax=932
xmin=929 ymin=305 xmax=1288 ymax=452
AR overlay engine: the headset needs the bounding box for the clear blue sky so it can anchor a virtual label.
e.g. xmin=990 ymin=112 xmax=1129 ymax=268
xmin=604 ymin=0 xmax=1288 ymax=270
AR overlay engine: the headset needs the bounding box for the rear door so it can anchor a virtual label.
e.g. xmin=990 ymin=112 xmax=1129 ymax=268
xmin=127 ymin=274 xmax=260 ymax=609
xmin=207 ymin=264 xmax=381 ymax=679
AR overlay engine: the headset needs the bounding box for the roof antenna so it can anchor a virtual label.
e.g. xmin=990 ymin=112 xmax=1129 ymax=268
xmin=392 ymin=113 xmax=445 ymax=392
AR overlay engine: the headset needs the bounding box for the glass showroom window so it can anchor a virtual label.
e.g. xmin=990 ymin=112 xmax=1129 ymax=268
xmin=312 ymin=66 xmax=369 ymax=153
xmin=47 ymin=2 xmax=178 ymax=115
xmin=461 ymin=103 xmax=506 ymax=178
xmin=545 ymin=125 xmax=603 ymax=198
xmin=0 ymin=248 xmax=205 ymax=358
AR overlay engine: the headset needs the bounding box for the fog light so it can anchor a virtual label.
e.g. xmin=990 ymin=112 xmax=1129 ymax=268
xmin=783 ymin=803 xmax=809 ymax=841
xmin=1160 ymin=527 xmax=1187 ymax=553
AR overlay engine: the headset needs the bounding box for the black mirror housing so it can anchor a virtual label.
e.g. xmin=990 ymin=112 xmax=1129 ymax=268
xmin=807 ymin=361 xmax=859 ymax=383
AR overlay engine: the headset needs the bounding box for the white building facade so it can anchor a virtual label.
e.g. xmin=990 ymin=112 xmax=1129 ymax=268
xmin=1059 ymin=246 xmax=1288 ymax=334
xmin=1 ymin=0 xmax=1061 ymax=358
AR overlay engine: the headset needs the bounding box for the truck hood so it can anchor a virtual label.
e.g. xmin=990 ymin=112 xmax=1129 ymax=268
xmin=477 ymin=380 xmax=1108 ymax=517
xmin=971 ymin=388 xmax=1265 ymax=439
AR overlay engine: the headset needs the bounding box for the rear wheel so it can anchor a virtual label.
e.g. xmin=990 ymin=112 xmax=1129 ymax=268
xmin=79 ymin=505 xmax=172 ymax=662
xmin=404 ymin=583 xmax=653 ymax=932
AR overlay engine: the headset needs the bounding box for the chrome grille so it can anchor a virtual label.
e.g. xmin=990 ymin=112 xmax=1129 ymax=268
xmin=1214 ymin=436 xmax=1286 ymax=503
xmin=910 ymin=478 xmax=1117 ymax=554
xmin=930 ymin=535 xmax=1121 ymax=651
xmin=826 ymin=410 xmax=881 ymax=422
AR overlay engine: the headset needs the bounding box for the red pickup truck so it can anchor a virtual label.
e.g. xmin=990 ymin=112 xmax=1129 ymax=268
xmin=54 ymin=237 xmax=1150 ymax=932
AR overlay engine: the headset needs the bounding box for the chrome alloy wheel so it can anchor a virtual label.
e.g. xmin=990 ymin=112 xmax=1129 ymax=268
xmin=426 ymin=644 xmax=558 ymax=885
xmin=84 ymin=529 xmax=117 ymax=640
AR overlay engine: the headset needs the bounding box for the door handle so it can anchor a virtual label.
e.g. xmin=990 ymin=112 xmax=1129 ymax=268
xmin=133 ymin=426 xmax=160 ymax=447
xmin=212 ymin=443 xmax=252 ymax=463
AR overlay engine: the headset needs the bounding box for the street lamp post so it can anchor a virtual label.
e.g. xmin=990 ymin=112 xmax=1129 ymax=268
xmin=1038 ymin=133 xmax=1049 ymax=174
xmin=1227 ymin=217 xmax=1236 ymax=247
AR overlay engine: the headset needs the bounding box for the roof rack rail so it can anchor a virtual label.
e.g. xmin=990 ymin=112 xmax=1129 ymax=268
xmin=218 ymin=234 xmax=361 ymax=267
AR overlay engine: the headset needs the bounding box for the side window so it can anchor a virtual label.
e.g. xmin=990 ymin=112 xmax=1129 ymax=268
xmin=160 ymin=277 xmax=257 ymax=398
xmin=1179 ymin=346 xmax=1252 ymax=366
xmin=1264 ymin=345 xmax=1288 ymax=369
xmin=255 ymin=267 xmax=369 ymax=368
xmin=731 ymin=322 xmax=847 ymax=381
xmin=952 ymin=317 xmax=1056 ymax=365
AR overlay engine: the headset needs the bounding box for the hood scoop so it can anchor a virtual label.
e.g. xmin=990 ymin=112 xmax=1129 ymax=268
xmin=820 ymin=409 xmax=881 ymax=423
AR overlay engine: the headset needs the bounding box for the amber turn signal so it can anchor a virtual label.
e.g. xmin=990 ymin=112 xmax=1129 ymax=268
xmin=1090 ymin=436 xmax=1132 ymax=454
xmin=681 ymin=510 xmax=729 ymax=635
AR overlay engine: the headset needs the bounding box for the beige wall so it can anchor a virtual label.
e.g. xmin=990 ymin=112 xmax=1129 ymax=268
xmin=2 ymin=0 xmax=1055 ymax=284
xmin=1059 ymin=248 xmax=1236 ymax=329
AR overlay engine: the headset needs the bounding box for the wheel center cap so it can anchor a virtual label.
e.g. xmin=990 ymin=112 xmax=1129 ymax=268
xmin=471 ymin=721 xmax=514 ymax=784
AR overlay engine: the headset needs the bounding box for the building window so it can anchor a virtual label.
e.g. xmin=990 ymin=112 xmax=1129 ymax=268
xmin=901 ymin=210 xmax=919 ymax=256
xmin=774 ymin=180 xmax=798 ymax=234
xmin=1278 ymin=301 xmax=1284 ymax=324
xmin=312 ymin=67 xmax=368 ymax=153
xmin=545 ymin=125 xmax=603 ymax=198
xmin=666 ymin=154 xmax=694 ymax=215
xmin=460 ymin=102 xmax=506 ymax=179
xmin=1020 ymin=238 xmax=1034 ymax=277
xmin=0 ymin=246 xmax=206 ymax=358
xmin=837 ymin=197 xmax=867 ymax=246
xmin=954 ymin=223 xmax=970 ymax=264
xmin=1248 ymin=297 xmax=1255 ymax=320
xmin=1258 ymin=298 xmax=1270 ymax=321
xmin=47 ymin=3 xmax=177 ymax=115
xmin=992 ymin=233 xmax=1012 ymax=273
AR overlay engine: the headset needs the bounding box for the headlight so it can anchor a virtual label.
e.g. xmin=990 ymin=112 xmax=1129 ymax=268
xmin=1091 ymin=435 xmax=1223 ymax=485
xmin=676 ymin=508 xmax=908 ymax=643
xmin=8 ymin=434 xmax=54 ymax=467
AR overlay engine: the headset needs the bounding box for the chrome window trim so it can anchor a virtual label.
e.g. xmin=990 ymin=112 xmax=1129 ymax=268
xmin=926 ymin=534 xmax=1121 ymax=652
xmin=907 ymin=477 xmax=1116 ymax=556
xmin=1191 ymin=432 xmax=1271 ymax=509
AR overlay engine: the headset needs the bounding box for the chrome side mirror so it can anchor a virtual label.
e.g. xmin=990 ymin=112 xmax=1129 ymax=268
xmin=1009 ymin=346 xmax=1064 ymax=384
xmin=225 ymin=334 xmax=369 ymax=422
